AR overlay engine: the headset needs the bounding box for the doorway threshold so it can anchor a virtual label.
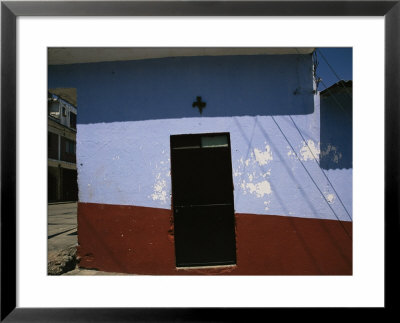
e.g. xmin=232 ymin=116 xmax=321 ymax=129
xmin=176 ymin=264 xmax=237 ymax=270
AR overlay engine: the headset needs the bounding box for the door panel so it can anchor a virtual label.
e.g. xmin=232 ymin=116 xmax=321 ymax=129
xmin=174 ymin=205 xmax=236 ymax=267
xmin=171 ymin=147 xmax=233 ymax=206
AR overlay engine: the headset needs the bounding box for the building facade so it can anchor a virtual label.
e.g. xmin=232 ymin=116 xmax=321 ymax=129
xmin=48 ymin=48 xmax=352 ymax=275
xmin=48 ymin=90 xmax=78 ymax=202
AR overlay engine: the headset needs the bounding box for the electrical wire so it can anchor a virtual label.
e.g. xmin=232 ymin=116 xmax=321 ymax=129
xmin=301 ymin=48 xmax=352 ymax=118
xmin=319 ymin=79 xmax=352 ymax=119
xmin=289 ymin=115 xmax=353 ymax=221
xmin=271 ymin=116 xmax=352 ymax=239
xmin=316 ymin=48 xmax=353 ymax=99
xmin=298 ymin=48 xmax=352 ymax=221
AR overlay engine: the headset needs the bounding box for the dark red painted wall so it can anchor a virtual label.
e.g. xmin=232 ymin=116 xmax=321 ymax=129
xmin=77 ymin=202 xmax=352 ymax=275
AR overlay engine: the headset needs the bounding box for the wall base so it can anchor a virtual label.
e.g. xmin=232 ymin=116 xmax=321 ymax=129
xmin=77 ymin=202 xmax=352 ymax=275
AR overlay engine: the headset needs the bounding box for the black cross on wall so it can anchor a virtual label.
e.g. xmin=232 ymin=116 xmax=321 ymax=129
xmin=192 ymin=96 xmax=206 ymax=114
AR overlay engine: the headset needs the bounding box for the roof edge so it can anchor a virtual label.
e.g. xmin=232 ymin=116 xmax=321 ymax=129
xmin=48 ymin=47 xmax=315 ymax=65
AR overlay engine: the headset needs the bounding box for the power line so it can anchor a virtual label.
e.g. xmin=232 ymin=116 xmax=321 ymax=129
xmin=317 ymin=49 xmax=345 ymax=84
xmin=315 ymin=49 xmax=353 ymax=99
xmin=270 ymin=116 xmax=352 ymax=239
xmin=288 ymin=115 xmax=352 ymax=221
xmin=311 ymin=49 xmax=352 ymax=120
xmin=308 ymin=49 xmax=353 ymax=221
xmin=319 ymin=79 xmax=352 ymax=119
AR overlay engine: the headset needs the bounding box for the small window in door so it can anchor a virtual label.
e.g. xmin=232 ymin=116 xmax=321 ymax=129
xmin=201 ymin=135 xmax=228 ymax=148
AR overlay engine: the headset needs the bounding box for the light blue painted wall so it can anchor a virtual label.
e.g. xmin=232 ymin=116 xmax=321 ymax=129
xmin=49 ymin=54 xmax=352 ymax=222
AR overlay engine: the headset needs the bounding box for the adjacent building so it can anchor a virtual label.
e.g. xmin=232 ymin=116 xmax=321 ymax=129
xmin=48 ymin=48 xmax=352 ymax=275
xmin=48 ymin=89 xmax=78 ymax=202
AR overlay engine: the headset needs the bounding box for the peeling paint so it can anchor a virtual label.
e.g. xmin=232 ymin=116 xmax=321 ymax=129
xmin=262 ymin=170 xmax=271 ymax=178
xmin=150 ymin=179 xmax=168 ymax=203
xmin=326 ymin=194 xmax=335 ymax=204
xmin=254 ymin=145 xmax=273 ymax=166
xmin=245 ymin=180 xmax=272 ymax=198
xmin=321 ymin=144 xmax=342 ymax=164
xmin=299 ymin=140 xmax=320 ymax=161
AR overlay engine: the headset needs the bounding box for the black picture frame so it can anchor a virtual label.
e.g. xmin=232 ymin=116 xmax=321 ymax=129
xmin=1 ymin=1 xmax=399 ymax=321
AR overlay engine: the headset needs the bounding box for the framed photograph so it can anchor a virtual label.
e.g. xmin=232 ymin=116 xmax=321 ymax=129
xmin=2 ymin=1 xmax=399 ymax=321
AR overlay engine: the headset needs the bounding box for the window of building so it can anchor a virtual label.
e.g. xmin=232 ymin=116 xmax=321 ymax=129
xmin=48 ymin=132 xmax=58 ymax=160
xmin=70 ymin=112 xmax=77 ymax=130
xmin=48 ymin=101 xmax=60 ymax=118
xmin=66 ymin=140 xmax=75 ymax=154
xmin=62 ymin=106 xmax=67 ymax=117
xmin=60 ymin=137 xmax=76 ymax=163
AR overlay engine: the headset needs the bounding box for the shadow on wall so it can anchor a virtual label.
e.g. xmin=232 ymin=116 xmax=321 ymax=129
xmin=319 ymin=81 xmax=352 ymax=170
xmin=48 ymin=54 xmax=314 ymax=124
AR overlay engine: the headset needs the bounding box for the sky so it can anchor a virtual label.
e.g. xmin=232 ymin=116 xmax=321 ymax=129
xmin=314 ymin=47 xmax=353 ymax=90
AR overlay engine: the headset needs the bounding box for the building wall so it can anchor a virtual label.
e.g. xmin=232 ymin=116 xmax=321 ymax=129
xmin=48 ymin=98 xmax=78 ymax=202
xmin=48 ymin=54 xmax=352 ymax=274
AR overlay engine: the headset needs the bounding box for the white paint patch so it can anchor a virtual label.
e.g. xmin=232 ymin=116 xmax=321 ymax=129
xmin=246 ymin=180 xmax=272 ymax=198
xmin=253 ymin=145 xmax=273 ymax=166
xmin=321 ymin=144 xmax=342 ymax=164
xmin=262 ymin=169 xmax=271 ymax=177
xmin=326 ymin=193 xmax=335 ymax=204
xmin=263 ymin=201 xmax=271 ymax=211
xmin=299 ymin=140 xmax=320 ymax=161
xmin=150 ymin=179 xmax=168 ymax=204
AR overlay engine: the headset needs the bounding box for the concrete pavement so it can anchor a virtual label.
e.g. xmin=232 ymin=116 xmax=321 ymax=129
xmin=48 ymin=202 xmax=78 ymax=274
xmin=48 ymin=202 xmax=78 ymax=257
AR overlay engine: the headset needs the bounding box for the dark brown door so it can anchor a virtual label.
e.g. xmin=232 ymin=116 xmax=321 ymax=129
xmin=170 ymin=133 xmax=236 ymax=267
